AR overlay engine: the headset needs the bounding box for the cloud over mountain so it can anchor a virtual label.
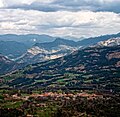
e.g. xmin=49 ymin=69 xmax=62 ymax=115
xmin=0 ymin=0 xmax=120 ymax=38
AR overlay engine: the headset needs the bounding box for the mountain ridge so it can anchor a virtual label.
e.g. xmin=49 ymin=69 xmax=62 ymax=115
xmin=1 ymin=44 xmax=120 ymax=92
xmin=0 ymin=41 xmax=29 ymax=59
xmin=0 ymin=34 xmax=55 ymax=46
xmin=0 ymin=54 xmax=20 ymax=75
xmin=16 ymin=38 xmax=78 ymax=65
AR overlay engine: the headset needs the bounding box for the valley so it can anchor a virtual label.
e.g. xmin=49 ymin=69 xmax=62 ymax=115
xmin=0 ymin=33 xmax=120 ymax=117
xmin=1 ymin=1 xmax=120 ymax=116
xmin=1 ymin=41 xmax=120 ymax=93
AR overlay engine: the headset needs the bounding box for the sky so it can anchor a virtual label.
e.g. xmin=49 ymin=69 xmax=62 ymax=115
xmin=0 ymin=0 xmax=120 ymax=38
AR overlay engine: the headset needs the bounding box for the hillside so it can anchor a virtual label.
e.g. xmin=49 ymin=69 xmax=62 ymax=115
xmin=78 ymin=32 xmax=120 ymax=46
xmin=1 ymin=33 xmax=120 ymax=61
xmin=1 ymin=34 xmax=120 ymax=75
xmin=1 ymin=45 xmax=120 ymax=92
xmin=0 ymin=41 xmax=29 ymax=59
xmin=16 ymin=34 xmax=120 ymax=65
xmin=97 ymin=37 xmax=120 ymax=47
xmin=0 ymin=54 xmax=21 ymax=75
xmin=16 ymin=38 xmax=79 ymax=65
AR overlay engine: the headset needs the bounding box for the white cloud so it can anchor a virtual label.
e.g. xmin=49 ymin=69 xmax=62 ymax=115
xmin=0 ymin=9 xmax=120 ymax=37
xmin=0 ymin=0 xmax=120 ymax=38
xmin=0 ymin=0 xmax=3 ymax=7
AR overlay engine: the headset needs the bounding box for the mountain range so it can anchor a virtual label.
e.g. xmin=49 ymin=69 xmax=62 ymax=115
xmin=0 ymin=33 xmax=120 ymax=75
xmin=77 ymin=32 xmax=120 ymax=46
xmin=15 ymin=33 xmax=120 ymax=65
xmin=16 ymin=38 xmax=79 ymax=65
xmin=0 ymin=34 xmax=55 ymax=45
xmin=1 ymin=37 xmax=120 ymax=92
xmin=0 ymin=33 xmax=120 ymax=61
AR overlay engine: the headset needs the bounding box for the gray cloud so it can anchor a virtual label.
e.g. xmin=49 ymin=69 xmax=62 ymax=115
xmin=52 ymin=0 xmax=120 ymax=13
xmin=2 ymin=0 xmax=120 ymax=13
xmin=7 ymin=3 xmax=60 ymax=12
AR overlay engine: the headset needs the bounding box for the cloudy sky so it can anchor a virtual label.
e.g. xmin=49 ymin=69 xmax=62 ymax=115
xmin=0 ymin=0 xmax=120 ymax=38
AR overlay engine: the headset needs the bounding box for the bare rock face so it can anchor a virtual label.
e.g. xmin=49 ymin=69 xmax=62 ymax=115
xmin=98 ymin=37 xmax=120 ymax=47
xmin=116 ymin=61 xmax=120 ymax=67
xmin=16 ymin=38 xmax=79 ymax=65
xmin=107 ymin=52 xmax=120 ymax=60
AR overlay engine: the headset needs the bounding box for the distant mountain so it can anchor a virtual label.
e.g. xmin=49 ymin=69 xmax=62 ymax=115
xmin=2 ymin=44 xmax=120 ymax=92
xmin=35 ymin=38 xmax=78 ymax=49
xmin=63 ymin=36 xmax=85 ymax=41
xmin=1 ymin=33 xmax=120 ymax=76
xmin=0 ymin=41 xmax=29 ymax=59
xmin=0 ymin=34 xmax=55 ymax=46
xmin=16 ymin=38 xmax=80 ymax=65
xmin=0 ymin=33 xmax=120 ymax=46
xmin=16 ymin=33 xmax=120 ymax=65
xmin=78 ymin=32 xmax=120 ymax=46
